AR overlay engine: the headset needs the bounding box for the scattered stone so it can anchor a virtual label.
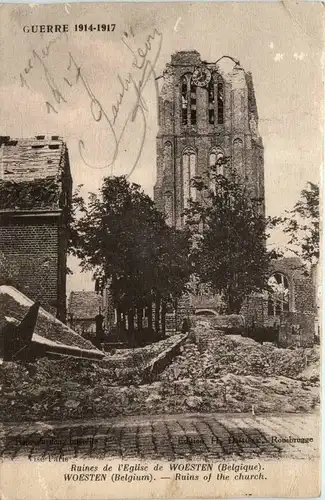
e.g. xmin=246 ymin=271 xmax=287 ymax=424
xmin=145 ymin=393 xmax=162 ymax=403
xmin=64 ymin=400 xmax=80 ymax=409
xmin=0 ymin=325 xmax=319 ymax=421
xmin=185 ymin=396 xmax=203 ymax=409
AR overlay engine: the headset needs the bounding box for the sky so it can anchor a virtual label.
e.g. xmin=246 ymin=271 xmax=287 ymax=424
xmin=0 ymin=1 xmax=323 ymax=292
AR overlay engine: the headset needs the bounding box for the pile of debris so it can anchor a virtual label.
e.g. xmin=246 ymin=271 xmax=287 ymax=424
xmin=156 ymin=321 xmax=320 ymax=413
xmin=109 ymin=334 xmax=185 ymax=370
xmin=0 ymin=317 xmax=319 ymax=421
xmin=0 ymin=334 xmax=186 ymax=421
xmin=164 ymin=328 xmax=319 ymax=380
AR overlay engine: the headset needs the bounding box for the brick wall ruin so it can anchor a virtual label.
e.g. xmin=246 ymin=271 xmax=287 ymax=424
xmin=0 ymin=136 xmax=72 ymax=322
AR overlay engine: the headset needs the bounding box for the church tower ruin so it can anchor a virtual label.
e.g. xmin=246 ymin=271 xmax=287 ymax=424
xmin=154 ymin=51 xmax=264 ymax=227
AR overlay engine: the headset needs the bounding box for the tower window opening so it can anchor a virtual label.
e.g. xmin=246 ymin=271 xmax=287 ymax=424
xmin=181 ymin=76 xmax=188 ymax=125
xmin=181 ymin=74 xmax=197 ymax=127
xmin=209 ymin=148 xmax=224 ymax=192
xmin=208 ymin=81 xmax=215 ymax=103
xmin=209 ymin=152 xmax=216 ymax=193
xmin=190 ymin=82 xmax=197 ymax=125
xmin=208 ymin=79 xmax=215 ymax=124
xmin=217 ymin=81 xmax=224 ymax=124
xmin=182 ymin=108 xmax=188 ymax=125
xmin=182 ymin=148 xmax=197 ymax=210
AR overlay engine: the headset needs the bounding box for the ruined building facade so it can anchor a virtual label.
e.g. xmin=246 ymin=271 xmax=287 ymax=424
xmin=0 ymin=136 xmax=72 ymax=321
xmin=153 ymin=51 xmax=317 ymax=346
xmin=154 ymin=51 xmax=264 ymax=227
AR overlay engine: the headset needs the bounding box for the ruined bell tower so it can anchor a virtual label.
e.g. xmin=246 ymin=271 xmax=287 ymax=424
xmin=154 ymin=51 xmax=265 ymax=228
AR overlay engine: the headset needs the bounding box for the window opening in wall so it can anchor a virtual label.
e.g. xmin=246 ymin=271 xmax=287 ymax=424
xmin=209 ymin=152 xmax=216 ymax=193
xmin=268 ymin=273 xmax=290 ymax=316
xmin=190 ymin=81 xmax=197 ymax=125
xmin=181 ymin=74 xmax=197 ymax=127
xmin=182 ymin=148 xmax=197 ymax=210
xmin=181 ymin=76 xmax=188 ymax=125
xmin=209 ymin=149 xmax=224 ymax=174
xmin=208 ymin=80 xmax=215 ymax=124
xmin=209 ymin=148 xmax=224 ymax=192
xmin=217 ymin=81 xmax=224 ymax=124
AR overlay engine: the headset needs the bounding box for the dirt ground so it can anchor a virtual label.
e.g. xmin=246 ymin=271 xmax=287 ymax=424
xmin=0 ymin=321 xmax=319 ymax=421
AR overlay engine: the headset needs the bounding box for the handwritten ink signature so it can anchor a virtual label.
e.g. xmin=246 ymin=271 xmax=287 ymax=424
xmin=19 ymin=32 xmax=68 ymax=90
xmin=18 ymin=28 xmax=163 ymax=178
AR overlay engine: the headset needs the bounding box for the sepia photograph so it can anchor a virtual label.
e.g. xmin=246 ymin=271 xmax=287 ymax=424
xmin=0 ymin=1 xmax=322 ymax=498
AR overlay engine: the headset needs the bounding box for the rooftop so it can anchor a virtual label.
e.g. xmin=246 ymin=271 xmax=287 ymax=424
xmin=0 ymin=135 xmax=67 ymax=182
xmin=0 ymin=136 xmax=70 ymax=212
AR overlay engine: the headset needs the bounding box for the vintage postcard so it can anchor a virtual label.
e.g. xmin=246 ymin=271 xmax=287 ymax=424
xmin=0 ymin=1 xmax=322 ymax=499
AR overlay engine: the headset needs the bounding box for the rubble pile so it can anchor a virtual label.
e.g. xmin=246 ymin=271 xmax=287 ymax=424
xmin=109 ymin=334 xmax=184 ymax=370
xmin=0 ymin=335 xmax=185 ymax=421
xmin=0 ymin=322 xmax=319 ymax=421
xmin=1 ymin=358 xmax=136 ymax=421
xmin=165 ymin=328 xmax=319 ymax=380
xmin=157 ymin=324 xmax=320 ymax=413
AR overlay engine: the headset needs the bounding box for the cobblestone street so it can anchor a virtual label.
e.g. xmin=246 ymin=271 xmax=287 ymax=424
xmin=1 ymin=412 xmax=319 ymax=461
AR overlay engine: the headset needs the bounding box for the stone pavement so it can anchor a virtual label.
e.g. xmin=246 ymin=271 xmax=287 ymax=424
xmin=0 ymin=412 xmax=319 ymax=461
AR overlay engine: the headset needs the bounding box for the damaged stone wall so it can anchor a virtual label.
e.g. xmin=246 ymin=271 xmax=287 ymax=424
xmin=279 ymin=312 xmax=315 ymax=348
xmin=241 ymin=258 xmax=317 ymax=346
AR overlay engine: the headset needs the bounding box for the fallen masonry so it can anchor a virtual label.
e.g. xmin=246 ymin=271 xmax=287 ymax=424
xmin=0 ymin=316 xmax=320 ymax=421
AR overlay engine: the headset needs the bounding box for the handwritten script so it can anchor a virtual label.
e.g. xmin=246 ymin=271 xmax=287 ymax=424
xmin=18 ymin=28 xmax=163 ymax=177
